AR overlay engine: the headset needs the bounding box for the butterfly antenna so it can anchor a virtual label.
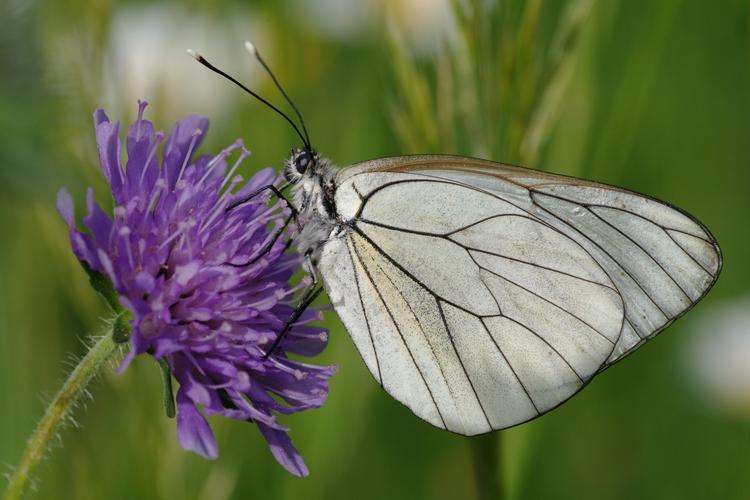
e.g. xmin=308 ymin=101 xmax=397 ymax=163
xmin=244 ymin=41 xmax=312 ymax=149
xmin=187 ymin=49 xmax=310 ymax=149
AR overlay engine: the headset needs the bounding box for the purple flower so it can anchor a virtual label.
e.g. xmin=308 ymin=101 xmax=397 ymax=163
xmin=57 ymin=101 xmax=335 ymax=476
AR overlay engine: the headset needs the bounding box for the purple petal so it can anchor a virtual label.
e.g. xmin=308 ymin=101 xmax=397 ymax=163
xmin=58 ymin=190 xmax=102 ymax=269
xmin=97 ymin=249 xmax=119 ymax=288
xmin=233 ymin=167 xmax=277 ymax=199
xmin=56 ymin=188 xmax=75 ymax=228
xmin=69 ymin=232 xmax=97 ymax=267
xmin=93 ymin=108 xmax=109 ymax=127
xmin=180 ymin=372 xmax=213 ymax=406
xmin=117 ymin=330 xmax=149 ymax=373
xmin=83 ymin=188 xmax=113 ymax=246
xmin=284 ymin=326 xmax=330 ymax=356
xmin=176 ymin=391 xmax=218 ymax=459
xmin=200 ymin=357 xmax=238 ymax=379
xmin=125 ymin=101 xmax=159 ymax=193
xmin=93 ymin=109 xmax=124 ymax=199
xmin=250 ymin=167 xmax=276 ymax=190
xmin=162 ymin=114 xmax=209 ymax=189
xmin=151 ymin=335 xmax=185 ymax=358
xmin=257 ymin=423 xmax=308 ymax=477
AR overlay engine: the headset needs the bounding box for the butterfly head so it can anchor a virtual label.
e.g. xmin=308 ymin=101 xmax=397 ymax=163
xmin=285 ymin=147 xmax=319 ymax=183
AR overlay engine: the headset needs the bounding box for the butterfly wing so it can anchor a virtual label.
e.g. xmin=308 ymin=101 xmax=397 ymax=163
xmin=317 ymin=155 xmax=721 ymax=435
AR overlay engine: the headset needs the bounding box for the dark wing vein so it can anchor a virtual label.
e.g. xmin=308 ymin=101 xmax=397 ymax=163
xmin=355 ymin=178 xmax=529 ymax=220
xmin=471 ymin=254 xmax=615 ymax=346
xmin=351 ymin=226 xmax=484 ymax=318
xmin=479 ymin=318 xmax=541 ymax=413
xmin=351 ymin=236 xmax=447 ymax=427
xmin=345 ymin=238 xmax=382 ymax=383
xmin=663 ymin=230 xmax=714 ymax=276
xmin=435 ymin=300 xmax=493 ymax=429
xmin=357 ymin=214 xmax=523 ymax=237
xmin=499 ymin=313 xmax=585 ymax=383
xmin=532 ymin=189 xmax=717 ymax=283
xmin=355 ymin=217 xmax=617 ymax=293
xmin=597 ymin=318 xmax=647 ymax=373
xmin=665 ymin=226 xmax=713 ymax=244
xmin=566 ymin=198 xmax=713 ymax=244
xmin=372 ymin=258 xmax=453 ymax=428
xmin=584 ymin=205 xmax=692 ymax=301
xmin=463 ymin=244 xmax=617 ymax=292
xmin=528 ymin=192 xmax=670 ymax=320
xmin=624 ymin=317 xmax=644 ymax=341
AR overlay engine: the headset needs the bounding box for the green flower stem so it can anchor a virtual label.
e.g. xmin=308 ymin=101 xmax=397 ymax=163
xmin=3 ymin=331 xmax=121 ymax=500
xmin=471 ymin=433 xmax=503 ymax=500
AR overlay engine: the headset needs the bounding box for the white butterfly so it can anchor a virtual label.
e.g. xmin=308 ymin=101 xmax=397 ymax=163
xmin=283 ymin=151 xmax=721 ymax=434
xmin=192 ymin=44 xmax=722 ymax=436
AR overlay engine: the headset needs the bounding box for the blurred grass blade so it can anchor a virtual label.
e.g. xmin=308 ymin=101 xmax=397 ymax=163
xmin=521 ymin=0 xmax=596 ymax=165
xmin=471 ymin=433 xmax=503 ymax=500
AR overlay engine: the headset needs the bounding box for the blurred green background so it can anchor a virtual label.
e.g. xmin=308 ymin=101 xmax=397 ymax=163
xmin=2 ymin=0 xmax=749 ymax=499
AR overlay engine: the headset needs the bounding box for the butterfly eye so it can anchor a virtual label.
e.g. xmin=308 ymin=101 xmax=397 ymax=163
xmin=295 ymin=150 xmax=314 ymax=174
xmin=296 ymin=155 xmax=309 ymax=172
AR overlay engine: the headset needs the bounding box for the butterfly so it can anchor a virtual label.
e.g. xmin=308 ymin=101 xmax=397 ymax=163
xmin=190 ymin=43 xmax=722 ymax=435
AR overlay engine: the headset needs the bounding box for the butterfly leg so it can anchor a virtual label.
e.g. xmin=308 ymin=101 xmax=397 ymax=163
xmin=303 ymin=252 xmax=318 ymax=286
xmin=262 ymin=284 xmax=323 ymax=359
xmin=228 ymin=213 xmax=295 ymax=268
xmin=226 ymin=183 xmax=298 ymax=268
xmin=226 ymin=182 xmax=296 ymax=217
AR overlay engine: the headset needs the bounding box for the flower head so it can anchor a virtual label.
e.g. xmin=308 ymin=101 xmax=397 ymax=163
xmin=57 ymin=101 xmax=335 ymax=476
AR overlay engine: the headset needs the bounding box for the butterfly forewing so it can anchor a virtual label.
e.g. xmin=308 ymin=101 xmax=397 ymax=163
xmin=318 ymin=155 xmax=721 ymax=434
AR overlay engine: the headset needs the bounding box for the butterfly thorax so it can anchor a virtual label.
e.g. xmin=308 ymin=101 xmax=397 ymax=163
xmin=285 ymin=149 xmax=341 ymax=259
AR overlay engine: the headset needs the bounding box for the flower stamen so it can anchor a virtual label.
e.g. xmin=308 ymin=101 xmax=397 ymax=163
xmin=174 ymin=128 xmax=203 ymax=187
xmin=197 ymin=139 xmax=244 ymax=187
xmin=139 ymin=131 xmax=166 ymax=185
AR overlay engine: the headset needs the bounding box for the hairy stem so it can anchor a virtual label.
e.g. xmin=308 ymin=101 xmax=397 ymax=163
xmin=471 ymin=432 xmax=503 ymax=500
xmin=3 ymin=332 xmax=121 ymax=500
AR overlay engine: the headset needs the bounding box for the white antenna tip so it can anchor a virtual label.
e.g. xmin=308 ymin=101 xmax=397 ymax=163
xmin=244 ymin=41 xmax=256 ymax=55
xmin=186 ymin=48 xmax=199 ymax=60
